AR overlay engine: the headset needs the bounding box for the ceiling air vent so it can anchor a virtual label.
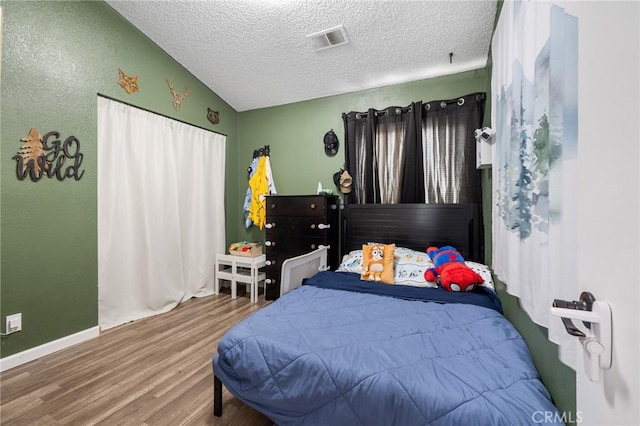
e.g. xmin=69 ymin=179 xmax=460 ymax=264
xmin=306 ymin=25 xmax=349 ymax=51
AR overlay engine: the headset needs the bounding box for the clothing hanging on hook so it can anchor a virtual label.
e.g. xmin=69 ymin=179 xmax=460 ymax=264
xmin=253 ymin=145 xmax=270 ymax=158
xmin=243 ymin=147 xmax=276 ymax=228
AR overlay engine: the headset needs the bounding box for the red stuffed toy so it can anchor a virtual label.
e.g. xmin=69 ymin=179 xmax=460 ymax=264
xmin=424 ymin=246 xmax=484 ymax=292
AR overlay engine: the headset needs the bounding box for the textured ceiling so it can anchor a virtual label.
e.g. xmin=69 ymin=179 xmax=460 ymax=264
xmin=106 ymin=0 xmax=497 ymax=112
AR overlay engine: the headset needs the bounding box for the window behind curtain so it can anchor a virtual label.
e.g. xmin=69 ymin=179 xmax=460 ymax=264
xmin=343 ymin=92 xmax=485 ymax=205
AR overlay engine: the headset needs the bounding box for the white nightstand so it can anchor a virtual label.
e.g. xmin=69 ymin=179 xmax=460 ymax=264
xmin=215 ymin=253 xmax=266 ymax=303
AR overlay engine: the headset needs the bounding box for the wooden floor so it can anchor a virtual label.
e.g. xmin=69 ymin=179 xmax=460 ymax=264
xmin=0 ymin=292 xmax=274 ymax=425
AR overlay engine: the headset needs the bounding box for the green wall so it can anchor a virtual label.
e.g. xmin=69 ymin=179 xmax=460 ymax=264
xmin=0 ymin=0 xmax=238 ymax=357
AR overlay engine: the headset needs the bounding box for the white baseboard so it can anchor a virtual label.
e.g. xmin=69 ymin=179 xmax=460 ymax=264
xmin=0 ymin=326 xmax=100 ymax=372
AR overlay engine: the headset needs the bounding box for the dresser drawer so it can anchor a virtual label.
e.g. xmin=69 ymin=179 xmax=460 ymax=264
xmin=265 ymin=270 xmax=282 ymax=300
xmin=265 ymin=216 xmax=333 ymax=237
xmin=265 ymin=236 xmax=329 ymax=256
xmin=266 ymin=195 xmax=337 ymax=217
xmin=265 ymin=246 xmax=333 ymax=272
xmin=264 ymin=253 xmax=290 ymax=273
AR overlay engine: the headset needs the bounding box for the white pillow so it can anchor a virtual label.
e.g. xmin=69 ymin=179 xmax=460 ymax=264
xmin=393 ymin=247 xmax=435 ymax=287
xmin=337 ymin=247 xmax=437 ymax=288
xmin=465 ymin=261 xmax=494 ymax=290
xmin=336 ymin=250 xmax=363 ymax=274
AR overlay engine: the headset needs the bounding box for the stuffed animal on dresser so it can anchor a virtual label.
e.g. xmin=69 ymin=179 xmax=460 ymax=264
xmin=424 ymin=246 xmax=484 ymax=292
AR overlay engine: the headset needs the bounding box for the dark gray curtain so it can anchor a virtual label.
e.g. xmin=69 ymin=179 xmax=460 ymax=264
xmin=342 ymin=92 xmax=485 ymax=204
xmin=343 ymin=103 xmax=423 ymax=204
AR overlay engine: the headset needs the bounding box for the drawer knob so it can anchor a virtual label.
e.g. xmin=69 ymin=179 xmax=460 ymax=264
xmin=318 ymin=223 xmax=330 ymax=230
xmin=310 ymin=244 xmax=317 ymax=249
xmin=265 ymin=222 xmax=275 ymax=229
xmin=265 ymin=241 xmax=276 ymax=246
xmin=310 ymin=203 xmax=316 ymax=209
xmin=266 ymin=260 xmax=277 ymax=266
xmin=266 ymin=278 xmax=276 ymax=284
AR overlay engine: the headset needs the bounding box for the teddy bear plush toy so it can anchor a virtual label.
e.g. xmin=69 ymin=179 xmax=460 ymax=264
xmin=424 ymin=246 xmax=484 ymax=292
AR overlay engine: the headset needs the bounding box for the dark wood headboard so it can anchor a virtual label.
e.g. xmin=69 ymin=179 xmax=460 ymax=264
xmin=341 ymin=203 xmax=482 ymax=262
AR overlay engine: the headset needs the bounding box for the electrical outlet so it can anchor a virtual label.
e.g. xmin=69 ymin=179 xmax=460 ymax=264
xmin=6 ymin=313 xmax=22 ymax=333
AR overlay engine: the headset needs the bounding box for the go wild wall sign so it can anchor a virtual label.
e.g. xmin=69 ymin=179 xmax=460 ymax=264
xmin=13 ymin=127 xmax=85 ymax=182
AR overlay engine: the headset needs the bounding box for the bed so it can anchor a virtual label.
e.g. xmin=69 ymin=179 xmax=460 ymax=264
xmin=212 ymin=204 xmax=562 ymax=425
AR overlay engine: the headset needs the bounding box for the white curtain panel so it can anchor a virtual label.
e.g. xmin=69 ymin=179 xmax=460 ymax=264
xmin=491 ymin=1 xmax=579 ymax=369
xmin=97 ymin=97 xmax=226 ymax=330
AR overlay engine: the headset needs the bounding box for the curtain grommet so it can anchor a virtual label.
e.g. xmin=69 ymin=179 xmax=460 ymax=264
xmin=457 ymin=98 xmax=465 ymax=106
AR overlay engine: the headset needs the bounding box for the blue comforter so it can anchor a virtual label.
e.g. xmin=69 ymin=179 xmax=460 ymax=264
xmin=214 ymin=272 xmax=562 ymax=425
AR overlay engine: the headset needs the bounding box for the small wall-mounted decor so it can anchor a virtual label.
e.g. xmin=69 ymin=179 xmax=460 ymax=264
xmin=117 ymin=68 xmax=139 ymax=94
xmin=207 ymin=108 xmax=220 ymax=125
xmin=166 ymin=77 xmax=190 ymax=110
xmin=14 ymin=127 xmax=48 ymax=180
xmin=13 ymin=127 xmax=85 ymax=182
xmin=323 ymin=129 xmax=339 ymax=156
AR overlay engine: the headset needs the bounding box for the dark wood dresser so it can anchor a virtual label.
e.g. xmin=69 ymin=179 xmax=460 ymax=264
xmin=264 ymin=195 xmax=339 ymax=300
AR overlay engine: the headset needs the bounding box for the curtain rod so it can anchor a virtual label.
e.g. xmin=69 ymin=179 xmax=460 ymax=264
xmin=345 ymin=93 xmax=486 ymax=118
xmin=97 ymin=93 xmax=227 ymax=137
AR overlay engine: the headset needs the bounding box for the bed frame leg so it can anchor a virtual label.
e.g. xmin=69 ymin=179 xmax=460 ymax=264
xmin=214 ymin=374 xmax=222 ymax=417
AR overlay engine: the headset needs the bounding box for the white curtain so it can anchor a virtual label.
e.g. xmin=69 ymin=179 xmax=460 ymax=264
xmin=97 ymin=97 xmax=226 ymax=330
xmin=491 ymin=1 xmax=579 ymax=369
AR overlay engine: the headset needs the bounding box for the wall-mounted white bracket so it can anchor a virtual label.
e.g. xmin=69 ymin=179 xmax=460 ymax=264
xmin=551 ymin=292 xmax=612 ymax=382
xmin=475 ymin=127 xmax=495 ymax=169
